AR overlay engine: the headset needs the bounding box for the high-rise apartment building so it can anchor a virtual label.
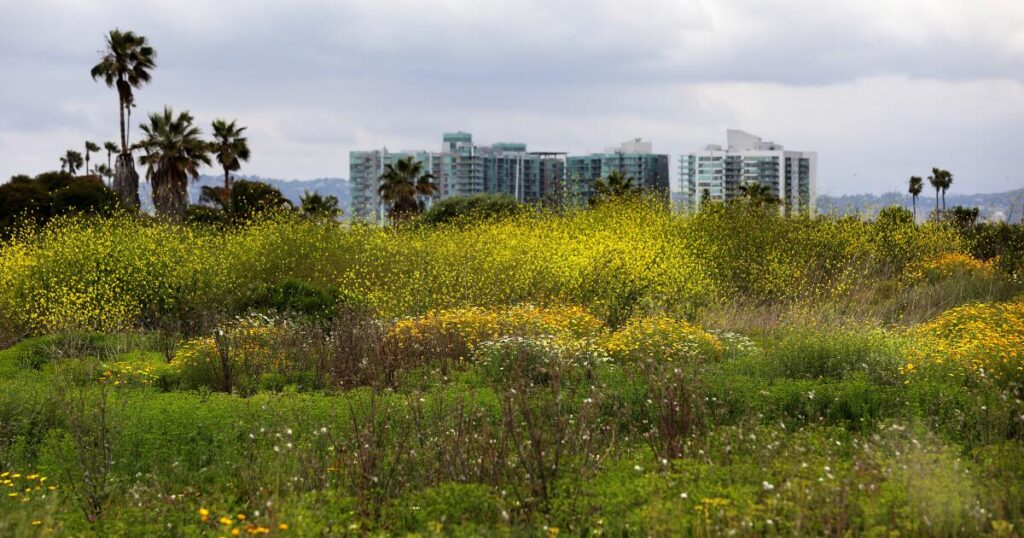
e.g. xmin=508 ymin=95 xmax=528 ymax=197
xmin=566 ymin=139 xmax=670 ymax=200
xmin=349 ymin=132 xmax=566 ymax=222
xmin=679 ymin=130 xmax=816 ymax=213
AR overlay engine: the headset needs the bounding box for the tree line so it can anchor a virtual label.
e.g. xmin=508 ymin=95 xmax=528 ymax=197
xmin=6 ymin=28 xmax=341 ymax=227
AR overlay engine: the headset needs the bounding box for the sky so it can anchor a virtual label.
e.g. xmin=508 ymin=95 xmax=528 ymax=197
xmin=1 ymin=0 xmax=1023 ymax=195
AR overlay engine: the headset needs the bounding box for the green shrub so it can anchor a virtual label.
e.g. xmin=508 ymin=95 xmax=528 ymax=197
xmin=420 ymin=193 xmax=523 ymax=226
xmin=239 ymin=278 xmax=365 ymax=320
xmin=759 ymin=327 xmax=906 ymax=384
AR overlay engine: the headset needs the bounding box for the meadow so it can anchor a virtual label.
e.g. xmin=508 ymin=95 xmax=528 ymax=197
xmin=1 ymin=200 xmax=1023 ymax=536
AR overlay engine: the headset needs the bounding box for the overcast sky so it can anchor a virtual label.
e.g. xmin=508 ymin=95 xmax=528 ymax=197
xmin=1 ymin=0 xmax=1023 ymax=194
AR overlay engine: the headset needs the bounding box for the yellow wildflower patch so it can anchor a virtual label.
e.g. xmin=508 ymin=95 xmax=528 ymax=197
xmin=387 ymin=304 xmax=605 ymax=363
xmin=603 ymin=315 xmax=723 ymax=364
xmin=905 ymin=299 xmax=1024 ymax=382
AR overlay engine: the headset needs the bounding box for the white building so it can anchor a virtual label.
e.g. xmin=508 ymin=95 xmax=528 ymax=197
xmin=679 ymin=130 xmax=817 ymax=213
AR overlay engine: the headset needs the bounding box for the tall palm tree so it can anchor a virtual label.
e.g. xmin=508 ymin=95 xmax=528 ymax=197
xmin=103 ymin=141 xmax=119 ymax=169
xmin=90 ymin=29 xmax=156 ymax=209
xmin=137 ymin=107 xmax=211 ymax=220
xmin=908 ymin=176 xmax=923 ymax=222
xmin=210 ymin=119 xmax=251 ymax=190
xmin=940 ymin=169 xmax=953 ymax=213
xmin=60 ymin=150 xmax=84 ymax=176
xmin=378 ymin=156 xmax=437 ymax=221
xmin=84 ymin=141 xmax=100 ymax=175
xmin=928 ymin=168 xmax=943 ymax=221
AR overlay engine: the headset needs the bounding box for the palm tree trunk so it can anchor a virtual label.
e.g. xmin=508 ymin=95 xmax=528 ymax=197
xmin=113 ymin=153 xmax=140 ymax=210
xmin=119 ymin=98 xmax=127 ymax=153
xmin=85 ymin=153 xmax=90 ymax=176
xmin=942 ymin=189 xmax=947 ymax=212
xmin=935 ymin=188 xmax=940 ymax=221
xmin=224 ymin=166 xmax=230 ymax=190
xmin=912 ymin=196 xmax=917 ymax=222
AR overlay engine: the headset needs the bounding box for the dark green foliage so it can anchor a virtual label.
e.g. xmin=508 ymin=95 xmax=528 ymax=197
xmin=240 ymin=278 xmax=364 ymax=319
xmin=299 ymin=191 xmax=342 ymax=220
xmin=420 ymin=193 xmax=523 ymax=225
xmin=0 ymin=179 xmax=51 ymax=232
xmin=0 ymin=172 xmax=119 ymax=236
xmin=50 ymin=177 xmax=120 ymax=217
xmin=230 ymin=179 xmax=292 ymax=218
xmin=961 ymin=221 xmax=1024 ymax=276
xmin=184 ymin=204 xmax=228 ymax=226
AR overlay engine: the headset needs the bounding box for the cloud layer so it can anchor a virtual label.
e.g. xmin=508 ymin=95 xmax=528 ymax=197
xmin=1 ymin=0 xmax=1022 ymax=193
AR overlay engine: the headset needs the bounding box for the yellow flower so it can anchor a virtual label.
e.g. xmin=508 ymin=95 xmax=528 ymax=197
xmin=278 ymin=523 xmax=289 ymax=530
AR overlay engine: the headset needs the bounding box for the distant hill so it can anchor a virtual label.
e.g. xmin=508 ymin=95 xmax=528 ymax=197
xmin=140 ymin=175 xmax=351 ymax=216
xmin=815 ymin=189 xmax=1024 ymax=223
xmin=669 ymin=189 xmax=1024 ymax=223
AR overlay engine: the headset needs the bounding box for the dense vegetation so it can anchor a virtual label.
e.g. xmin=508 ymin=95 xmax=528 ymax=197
xmin=1 ymin=199 xmax=1023 ymax=536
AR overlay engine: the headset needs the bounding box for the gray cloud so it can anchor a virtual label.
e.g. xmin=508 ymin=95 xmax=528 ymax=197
xmin=1 ymin=0 xmax=1023 ymax=193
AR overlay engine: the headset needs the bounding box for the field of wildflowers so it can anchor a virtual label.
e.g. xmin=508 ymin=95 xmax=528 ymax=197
xmin=1 ymin=200 xmax=1023 ymax=536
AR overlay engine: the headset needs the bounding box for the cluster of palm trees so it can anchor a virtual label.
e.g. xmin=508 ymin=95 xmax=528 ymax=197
xmin=907 ymin=167 xmax=954 ymax=222
xmin=59 ymin=141 xmax=120 ymax=180
xmin=87 ymin=28 xmax=251 ymax=220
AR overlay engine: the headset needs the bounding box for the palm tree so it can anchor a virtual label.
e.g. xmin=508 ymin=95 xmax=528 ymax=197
xmin=103 ymin=141 xmax=119 ymax=169
xmin=593 ymin=170 xmax=638 ymax=200
xmin=940 ymin=169 xmax=953 ymax=213
xmin=60 ymin=150 xmax=84 ymax=175
xmin=378 ymin=156 xmax=437 ymax=221
xmin=90 ymin=29 xmax=156 ymax=209
xmin=928 ymin=168 xmax=943 ymax=221
xmin=908 ymin=176 xmax=923 ymax=222
xmin=84 ymin=141 xmax=100 ymax=175
xmin=95 ymin=163 xmax=114 ymax=182
xmin=210 ymin=119 xmax=251 ymax=190
xmin=737 ymin=181 xmax=780 ymax=208
xmin=300 ymin=191 xmax=341 ymax=219
xmin=137 ymin=107 xmax=211 ymax=220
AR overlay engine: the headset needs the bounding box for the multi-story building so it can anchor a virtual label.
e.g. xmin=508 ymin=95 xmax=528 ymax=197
xmin=566 ymin=139 xmax=670 ymax=200
xmin=679 ymin=130 xmax=816 ymax=213
xmin=349 ymin=132 xmax=566 ymax=221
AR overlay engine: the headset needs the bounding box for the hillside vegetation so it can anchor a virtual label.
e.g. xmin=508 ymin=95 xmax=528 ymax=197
xmin=1 ymin=200 xmax=1023 ymax=536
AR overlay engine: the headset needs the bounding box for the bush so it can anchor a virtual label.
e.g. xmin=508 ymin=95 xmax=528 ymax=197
xmin=240 ymin=278 xmax=365 ymax=320
xmin=760 ymin=327 xmax=905 ymax=384
xmin=420 ymin=193 xmax=522 ymax=226
xmin=230 ymin=180 xmax=292 ymax=219
xmin=0 ymin=172 xmax=118 ymax=237
xmin=386 ymin=304 xmax=605 ymax=368
xmin=171 ymin=315 xmax=293 ymax=395
xmin=473 ymin=335 xmax=606 ymax=387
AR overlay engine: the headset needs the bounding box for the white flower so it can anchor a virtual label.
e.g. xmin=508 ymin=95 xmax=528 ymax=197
xmin=762 ymin=481 xmax=774 ymax=491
